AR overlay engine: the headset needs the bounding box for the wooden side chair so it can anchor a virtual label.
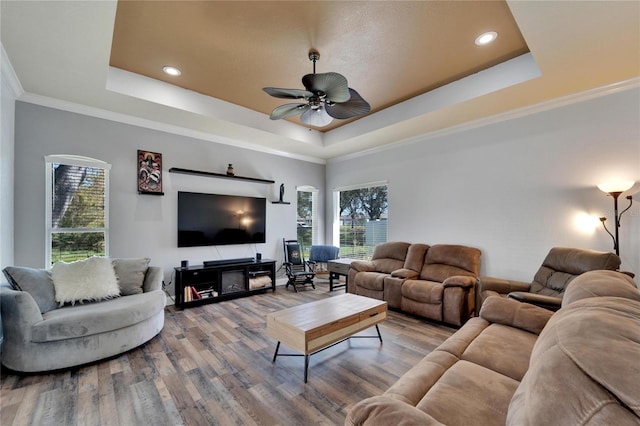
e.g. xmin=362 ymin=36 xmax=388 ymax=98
xmin=283 ymin=238 xmax=316 ymax=292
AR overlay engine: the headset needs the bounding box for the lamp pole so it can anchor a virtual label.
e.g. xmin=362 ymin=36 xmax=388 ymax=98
xmin=599 ymin=192 xmax=633 ymax=257
xmin=612 ymin=191 xmax=622 ymax=256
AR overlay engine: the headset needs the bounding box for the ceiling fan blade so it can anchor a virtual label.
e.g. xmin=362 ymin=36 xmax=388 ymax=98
xmin=325 ymin=88 xmax=371 ymax=119
xmin=300 ymin=106 xmax=334 ymax=127
xmin=263 ymin=87 xmax=313 ymax=99
xmin=269 ymin=103 xmax=310 ymax=120
xmin=302 ymin=72 xmax=350 ymax=103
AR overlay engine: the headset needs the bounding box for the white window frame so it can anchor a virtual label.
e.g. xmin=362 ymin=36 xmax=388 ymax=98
xmin=332 ymin=180 xmax=388 ymax=259
xmin=296 ymin=185 xmax=319 ymax=245
xmin=45 ymin=155 xmax=111 ymax=267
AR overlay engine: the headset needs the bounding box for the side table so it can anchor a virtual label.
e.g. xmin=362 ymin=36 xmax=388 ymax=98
xmin=327 ymin=258 xmax=356 ymax=291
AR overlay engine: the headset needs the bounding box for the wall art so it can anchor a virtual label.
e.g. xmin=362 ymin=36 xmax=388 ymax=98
xmin=138 ymin=150 xmax=164 ymax=195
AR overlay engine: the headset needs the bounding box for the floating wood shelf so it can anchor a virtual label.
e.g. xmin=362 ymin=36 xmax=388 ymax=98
xmin=168 ymin=167 xmax=275 ymax=184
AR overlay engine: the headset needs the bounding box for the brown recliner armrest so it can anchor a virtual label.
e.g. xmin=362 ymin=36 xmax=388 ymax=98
xmin=479 ymin=296 xmax=553 ymax=335
xmin=508 ymin=292 xmax=562 ymax=311
xmin=350 ymin=261 xmax=376 ymax=272
xmin=391 ymin=268 xmax=419 ymax=279
xmin=346 ymin=395 xmax=445 ymax=426
xmin=478 ymin=276 xmax=530 ymax=294
xmin=443 ymin=275 xmax=476 ymax=288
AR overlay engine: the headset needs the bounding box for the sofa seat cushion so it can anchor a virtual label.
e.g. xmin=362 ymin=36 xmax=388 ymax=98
xmin=401 ymin=280 xmax=445 ymax=320
xmin=416 ymin=360 xmax=520 ymax=426
xmin=402 ymin=280 xmax=443 ymax=303
xmin=32 ymin=291 xmax=165 ymax=342
xmin=354 ymin=272 xmax=388 ymax=292
xmin=461 ymin=323 xmax=537 ymax=381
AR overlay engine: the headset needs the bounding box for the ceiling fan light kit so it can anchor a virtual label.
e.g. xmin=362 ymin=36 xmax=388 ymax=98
xmin=263 ymin=49 xmax=371 ymax=127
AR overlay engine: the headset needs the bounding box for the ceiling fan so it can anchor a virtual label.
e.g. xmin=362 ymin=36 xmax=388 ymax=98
xmin=263 ymin=49 xmax=371 ymax=127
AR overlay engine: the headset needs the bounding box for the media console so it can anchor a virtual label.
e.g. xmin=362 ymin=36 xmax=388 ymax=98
xmin=174 ymin=259 xmax=276 ymax=309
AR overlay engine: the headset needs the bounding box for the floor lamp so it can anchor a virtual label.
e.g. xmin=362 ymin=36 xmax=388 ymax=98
xmin=597 ymin=180 xmax=635 ymax=256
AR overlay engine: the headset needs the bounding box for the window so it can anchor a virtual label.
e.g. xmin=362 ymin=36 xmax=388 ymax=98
xmin=296 ymin=186 xmax=318 ymax=256
xmin=334 ymin=182 xmax=388 ymax=260
xmin=45 ymin=155 xmax=111 ymax=266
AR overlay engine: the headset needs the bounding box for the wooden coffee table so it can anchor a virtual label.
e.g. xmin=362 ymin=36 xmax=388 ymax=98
xmin=266 ymin=293 xmax=387 ymax=382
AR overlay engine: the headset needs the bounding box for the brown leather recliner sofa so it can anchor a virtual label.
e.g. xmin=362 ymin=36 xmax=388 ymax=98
xmin=348 ymin=242 xmax=481 ymax=326
xmin=477 ymin=247 xmax=621 ymax=312
xmin=346 ymin=270 xmax=640 ymax=425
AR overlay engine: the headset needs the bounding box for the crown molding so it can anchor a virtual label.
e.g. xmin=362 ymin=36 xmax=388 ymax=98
xmin=1 ymin=43 xmax=24 ymax=97
xmin=329 ymin=76 xmax=640 ymax=164
xmin=16 ymin=92 xmax=326 ymax=165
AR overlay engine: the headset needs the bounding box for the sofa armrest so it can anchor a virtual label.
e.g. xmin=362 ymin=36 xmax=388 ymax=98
xmin=478 ymin=276 xmax=530 ymax=294
xmin=479 ymin=296 xmax=553 ymax=335
xmin=346 ymin=395 xmax=445 ymax=426
xmin=0 ymin=286 xmax=43 ymax=339
xmin=143 ymin=266 xmax=163 ymax=293
xmin=391 ymin=268 xmax=419 ymax=279
xmin=350 ymin=261 xmax=376 ymax=273
xmin=443 ymin=275 xmax=476 ymax=288
xmin=508 ymin=292 xmax=562 ymax=311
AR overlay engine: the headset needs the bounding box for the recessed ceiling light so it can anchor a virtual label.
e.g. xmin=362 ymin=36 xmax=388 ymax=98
xmin=162 ymin=66 xmax=181 ymax=76
xmin=475 ymin=31 xmax=498 ymax=46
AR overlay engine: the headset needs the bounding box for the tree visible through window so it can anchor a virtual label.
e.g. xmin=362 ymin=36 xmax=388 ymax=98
xmin=296 ymin=187 xmax=317 ymax=258
xmin=46 ymin=155 xmax=110 ymax=265
xmin=338 ymin=185 xmax=388 ymax=260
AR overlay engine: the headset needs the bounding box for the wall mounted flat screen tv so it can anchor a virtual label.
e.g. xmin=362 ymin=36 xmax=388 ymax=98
xmin=178 ymin=191 xmax=266 ymax=247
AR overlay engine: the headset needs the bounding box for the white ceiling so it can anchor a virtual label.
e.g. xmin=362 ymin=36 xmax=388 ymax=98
xmin=2 ymin=1 xmax=639 ymax=163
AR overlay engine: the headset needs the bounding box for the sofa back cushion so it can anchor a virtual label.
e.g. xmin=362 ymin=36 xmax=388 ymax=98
xmin=562 ymin=270 xmax=640 ymax=307
xmin=419 ymin=244 xmax=481 ymax=282
xmin=529 ymin=247 xmax=621 ymax=297
xmin=3 ymin=266 xmax=57 ymax=314
xmin=112 ymin=258 xmax=150 ymax=295
xmin=371 ymin=242 xmax=411 ymax=274
xmin=507 ymin=280 xmax=640 ymax=424
xmin=403 ymin=243 xmax=429 ymax=272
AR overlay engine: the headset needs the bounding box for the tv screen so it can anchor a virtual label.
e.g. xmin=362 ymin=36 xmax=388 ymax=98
xmin=178 ymin=192 xmax=266 ymax=247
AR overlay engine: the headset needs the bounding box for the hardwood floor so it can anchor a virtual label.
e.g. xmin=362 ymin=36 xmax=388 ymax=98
xmin=0 ymin=282 xmax=455 ymax=426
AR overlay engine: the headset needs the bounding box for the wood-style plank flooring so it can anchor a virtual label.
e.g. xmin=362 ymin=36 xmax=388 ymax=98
xmin=0 ymin=280 xmax=455 ymax=426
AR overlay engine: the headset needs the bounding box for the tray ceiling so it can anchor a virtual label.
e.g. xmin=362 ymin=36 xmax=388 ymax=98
xmin=109 ymin=1 xmax=529 ymax=132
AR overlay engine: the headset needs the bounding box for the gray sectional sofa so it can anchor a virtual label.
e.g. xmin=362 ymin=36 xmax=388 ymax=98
xmin=1 ymin=258 xmax=165 ymax=372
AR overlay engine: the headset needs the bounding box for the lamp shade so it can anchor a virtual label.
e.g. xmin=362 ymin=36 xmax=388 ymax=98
xmin=597 ymin=180 xmax=634 ymax=194
xmin=301 ymin=106 xmax=333 ymax=127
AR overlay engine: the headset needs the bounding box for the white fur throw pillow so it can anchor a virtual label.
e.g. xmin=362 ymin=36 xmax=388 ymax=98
xmin=51 ymin=257 xmax=120 ymax=305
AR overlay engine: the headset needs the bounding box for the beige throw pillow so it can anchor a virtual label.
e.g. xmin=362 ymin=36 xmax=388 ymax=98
xmin=112 ymin=258 xmax=150 ymax=295
xmin=50 ymin=257 xmax=120 ymax=305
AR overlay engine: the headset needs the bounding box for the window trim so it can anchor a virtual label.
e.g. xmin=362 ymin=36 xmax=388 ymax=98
xmin=332 ymin=181 xmax=388 ymax=245
xmin=333 ymin=181 xmax=389 ymax=260
xmin=296 ymin=185 xmax=319 ymax=245
xmin=45 ymin=155 xmax=111 ymax=267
